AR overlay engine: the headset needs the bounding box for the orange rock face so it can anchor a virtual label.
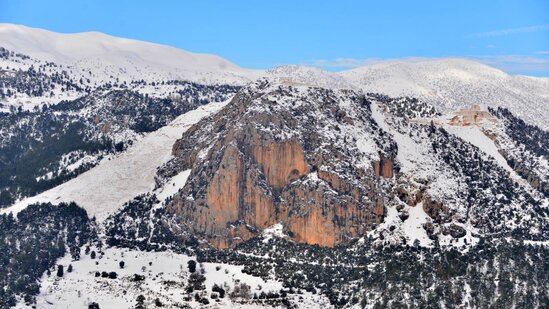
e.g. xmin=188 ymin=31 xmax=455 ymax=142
xmin=166 ymin=86 xmax=395 ymax=249
xmin=168 ymin=145 xmax=244 ymax=246
xmin=287 ymin=206 xmax=337 ymax=246
xmin=168 ymin=136 xmax=390 ymax=248
xmin=242 ymin=169 xmax=277 ymax=230
xmin=251 ymin=140 xmax=308 ymax=189
xmin=278 ymin=175 xmax=385 ymax=246
xmin=373 ymin=158 xmax=394 ymax=178
xmin=206 ymin=145 xmax=242 ymax=223
xmin=169 ymin=138 xmax=390 ymax=248
xmin=171 ymin=140 xmax=310 ymax=247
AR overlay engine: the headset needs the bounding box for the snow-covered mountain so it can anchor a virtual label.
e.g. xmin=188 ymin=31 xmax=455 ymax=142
xmin=1 ymin=24 xmax=547 ymax=129
xmin=1 ymin=24 xmax=548 ymax=309
xmin=341 ymin=58 xmax=549 ymax=130
xmin=265 ymin=65 xmax=355 ymax=89
xmin=0 ymin=23 xmax=261 ymax=85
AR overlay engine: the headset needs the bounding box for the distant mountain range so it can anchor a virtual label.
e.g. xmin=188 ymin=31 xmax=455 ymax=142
xmin=2 ymin=23 xmax=547 ymax=129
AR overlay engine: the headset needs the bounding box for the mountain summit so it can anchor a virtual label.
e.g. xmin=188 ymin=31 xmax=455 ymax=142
xmin=0 ymin=23 xmax=261 ymax=85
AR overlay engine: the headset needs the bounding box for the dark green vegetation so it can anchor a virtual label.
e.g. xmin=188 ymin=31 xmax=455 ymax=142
xmin=0 ymin=110 xmax=115 ymax=206
xmin=0 ymin=202 xmax=94 ymax=308
xmin=201 ymin=237 xmax=549 ymax=308
xmin=104 ymin=193 xmax=185 ymax=251
xmin=490 ymin=107 xmax=549 ymax=197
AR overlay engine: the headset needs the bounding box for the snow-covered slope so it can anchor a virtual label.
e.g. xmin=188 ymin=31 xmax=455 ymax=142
xmin=341 ymin=58 xmax=549 ymax=130
xmin=28 ymin=247 xmax=324 ymax=309
xmin=0 ymin=23 xmax=261 ymax=85
xmin=1 ymin=99 xmax=230 ymax=220
xmin=266 ymin=65 xmax=354 ymax=89
xmin=2 ymin=24 xmax=547 ymax=130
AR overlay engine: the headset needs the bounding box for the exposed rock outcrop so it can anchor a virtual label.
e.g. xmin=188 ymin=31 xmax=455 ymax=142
xmin=422 ymin=195 xmax=452 ymax=224
xmin=372 ymin=157 xmax=394 ymax=178
xmin=448 ymin=104 xmax=497 ymax=126
xmin=164 ymin=81 xmax=397 ymax=248
xmin=157 ymin=83 xmax=548 ymax=250
xmin=251 ymin=140 xmax=308 ymax=189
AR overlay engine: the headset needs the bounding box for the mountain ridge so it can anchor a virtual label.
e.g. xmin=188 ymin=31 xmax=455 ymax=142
xmin=2 ymin=23 xmax=547 ymax=128
xmin=0 ymin=23 xmax=261 ymax=85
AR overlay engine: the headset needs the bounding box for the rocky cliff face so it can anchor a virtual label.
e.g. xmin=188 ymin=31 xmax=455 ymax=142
xmin=154 ymin=81 xmax=548 ymax=250
xmin=165 ymin=80 xmax=397 ymax=248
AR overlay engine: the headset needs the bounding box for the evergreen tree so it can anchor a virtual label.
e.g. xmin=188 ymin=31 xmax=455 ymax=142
xmin=187 ymin=260 xmax=197 ymax=273
xmin=56 ymin=265 xmax=64 ymax=277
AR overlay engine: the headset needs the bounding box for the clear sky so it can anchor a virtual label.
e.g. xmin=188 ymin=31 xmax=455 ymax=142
xmin=1 ymin=0 xmax=548 ymax=76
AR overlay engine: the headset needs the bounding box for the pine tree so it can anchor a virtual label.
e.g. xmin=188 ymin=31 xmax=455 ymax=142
xmin=188 ymin=260 xmax=197 ymax=273
xmin=88 ymin=302 xmax=100 ymax=309
xmin=56 ymin=265 xmax=64 ymax=277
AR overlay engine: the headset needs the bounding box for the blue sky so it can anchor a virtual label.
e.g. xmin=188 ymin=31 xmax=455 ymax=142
xmin=1 ymin=0 xmax=548 ymax=76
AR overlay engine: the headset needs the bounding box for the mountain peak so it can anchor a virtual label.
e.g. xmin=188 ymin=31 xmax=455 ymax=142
xmin=0 ymin=23 xmax=261 ymax=85
xmin=341 ymin=57 xmax=549 ymax=129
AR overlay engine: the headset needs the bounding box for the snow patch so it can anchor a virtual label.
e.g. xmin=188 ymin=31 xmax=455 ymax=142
xmin=262 ymin=223 xmax=287 ymax=243
xmin=401 ymin=203 xmax=432 ymax=247
xmin=27 ymin=247 xmax=284 ymax=309
xmin=155 ymin=169 xmax=191 ymax=202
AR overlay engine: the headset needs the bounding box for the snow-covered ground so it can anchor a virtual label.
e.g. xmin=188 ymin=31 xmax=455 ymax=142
xmin=441 ymin=115 xmax=539 ymax=194
xmin=155 ymin=169 xmax=192 ymax=202
xmin=261 ymin=223 xmax=288 ymax=244
xmin=400 ymin=203 xmax=431 ymax=247
xmin=14 ymin=246 xmax=332 ymax=309
xmin=21 ymin=247 xmax=282 ymax=309
xmin=368 ymin=103 xmax=435 ymax=247
xmin=443 ymin=125 xmax=522 ymax=180
xmin=1 ymin=100 xmax=231 ymax=221
xmin=370 ymin=102 xmax=464 ymax=205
